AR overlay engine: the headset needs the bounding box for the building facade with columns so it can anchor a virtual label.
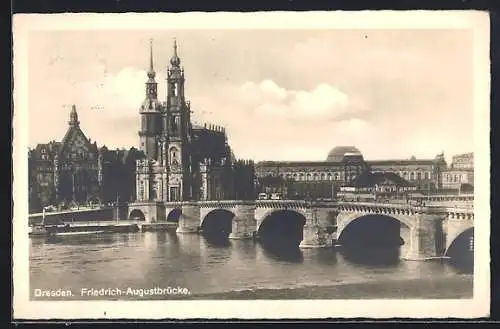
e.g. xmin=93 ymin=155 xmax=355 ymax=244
xmin=28 ymin=106 xmax=144 ymax=212
xmin=135 ymin=40 xmax=254 ymax=202
xmin=255 ymin=146 xmax=369 ymax=199
xmin=255 ymin=146 xmax=451 ymax=198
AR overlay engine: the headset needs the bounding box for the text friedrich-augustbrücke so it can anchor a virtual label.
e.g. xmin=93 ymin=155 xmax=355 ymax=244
xmin=34 ymin=286 xmax=191 ymax=298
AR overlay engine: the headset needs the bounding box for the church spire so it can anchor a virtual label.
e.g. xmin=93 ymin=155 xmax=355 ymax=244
xmin=145 ymin=39 xmax=158 ymax=99
xmin=170 ymin=38 xmax=181 ymax=67
xmin=147 ymin=38 xmax=155 ymax=80
xmin=69 ymin=104 xmax=80 ymax=127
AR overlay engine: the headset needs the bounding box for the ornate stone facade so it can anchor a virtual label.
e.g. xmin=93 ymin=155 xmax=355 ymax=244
xmin=135 ymin=40 xmax=254 ymax=202
xmin=28 ymin=105 xmax=144 ymax=212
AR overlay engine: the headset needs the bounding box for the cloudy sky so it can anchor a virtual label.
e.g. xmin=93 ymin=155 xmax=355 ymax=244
xmin=27 ymin=29 xmax=474 ymax=162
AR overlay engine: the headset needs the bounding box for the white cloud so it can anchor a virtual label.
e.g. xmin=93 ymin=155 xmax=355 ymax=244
xmin=239 ymin=80 xmax=360 ymax=121
xmin=76 ymin=67 xmax=167 ymax=120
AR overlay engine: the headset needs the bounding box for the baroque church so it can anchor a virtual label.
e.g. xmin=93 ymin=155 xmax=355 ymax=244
xmin=135 ymin=40 xmax=254 ymax=202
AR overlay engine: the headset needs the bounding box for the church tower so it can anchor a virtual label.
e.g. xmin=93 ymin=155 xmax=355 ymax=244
xmin=138 ymin=39 xmax=162 ymax=160
xmin=164 ymin=39 xmax=193 ymax=201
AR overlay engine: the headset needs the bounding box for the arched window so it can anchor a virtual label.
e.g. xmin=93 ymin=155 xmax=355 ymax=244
xmin=410 ymin=172 xmax=415 ymax=180
xmin=403 ymin=172 xmax=408 ymax=178
xmin=170 ymin=117 xmax=176 ymax=133
xmin=169 ymin=147 xmax=179 ymax=165
xmin=417 ymin=172 xmax=422 ymax=180
xmin=173 ymin=83 xmax=178 ymax=96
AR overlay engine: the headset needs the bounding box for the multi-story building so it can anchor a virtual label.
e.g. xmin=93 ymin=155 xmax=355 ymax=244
xmin=135 ymin=40 xmax=254 ymax=202
xmin=450 ymin=152 xmax=474 ymax=170
xmin=441 ymin=152 xmax=474 ymax=191
xmin=367 ymin=153 xmax=448 ymax=192
xmin=28 ymin=106 xmax=100 ymax=211
xmin=255 ymin=146 xmax=369 ymax=199
xmin=28 ymin=106 xmax=144 ymax=212
xmin=256 ymin=147 xmax=451 ymax=198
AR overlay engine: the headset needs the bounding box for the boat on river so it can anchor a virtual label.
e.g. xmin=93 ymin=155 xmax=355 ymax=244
xmin=28 ymin=207 xmax=109 ymax=237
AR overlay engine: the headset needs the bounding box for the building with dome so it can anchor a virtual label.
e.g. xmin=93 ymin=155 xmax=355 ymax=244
xmin=255 ymin=145 xmax=450 ymax=198
xmin=135 ymin=40 xmax=255 ymax=202
xmin=255 ymin=146 xmax=369 ymax=199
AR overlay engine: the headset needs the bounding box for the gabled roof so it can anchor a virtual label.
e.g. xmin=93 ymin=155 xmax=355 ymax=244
xmin=58 ymin=125 xmax=98 ymax=156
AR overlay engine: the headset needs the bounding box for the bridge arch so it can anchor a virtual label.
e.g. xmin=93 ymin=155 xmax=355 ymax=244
xmin=337 ymin=213 xmax=413 ymax=248
xmin=445 ymin=226 xmax=474 ymax=257
xmin=257 ymin=209 xmax=307 ymax=247
xmin=200 ymin=209 xmax=236 ymax=237
xmin=166 ymin=208 xmax=182 ymax=223
xmin=129 ymin=209 xmax=146 ymax=221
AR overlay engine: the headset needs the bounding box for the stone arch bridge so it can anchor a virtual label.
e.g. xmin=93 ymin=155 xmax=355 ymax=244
xmin=126 ymin=199 xmax=474 ymax=260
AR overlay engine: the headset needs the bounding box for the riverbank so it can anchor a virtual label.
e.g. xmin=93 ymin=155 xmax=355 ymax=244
xmin=187 ymin=275 xmax=473 ymax=300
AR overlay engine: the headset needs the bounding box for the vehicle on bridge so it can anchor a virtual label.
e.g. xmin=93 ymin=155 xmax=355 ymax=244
xmin=270 ymin=193 xmax=283 ymax=200
xmin=258 ymin=192 xmax=284 ymax=200
xmin=258 ymin=192 xmax=269 ymax=200
xmin=337 ymin=191 xmax=376 ymax=202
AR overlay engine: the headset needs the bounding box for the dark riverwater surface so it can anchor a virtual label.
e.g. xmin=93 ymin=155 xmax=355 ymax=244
xmin=30 ymin=229 xmax=473 ymax=300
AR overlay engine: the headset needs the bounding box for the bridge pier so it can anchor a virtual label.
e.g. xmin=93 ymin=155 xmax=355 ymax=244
xmin=402 ymin=211 xmax=445 ymax=260
xmin=176 ymin=203 xmax=200 ymax=234
xmin=299 ymin=209 xmax=334 ymax=248
xmin=229 ymin=204 xmax=256 ymax=239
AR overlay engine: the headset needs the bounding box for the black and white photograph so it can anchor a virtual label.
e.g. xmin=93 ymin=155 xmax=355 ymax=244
xmin=12 ymin=11 xmax=490 ymax=319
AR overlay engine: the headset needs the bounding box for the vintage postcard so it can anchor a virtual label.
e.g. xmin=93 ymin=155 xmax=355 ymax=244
xmin=12 ymin=11 xmax=490 ymax=319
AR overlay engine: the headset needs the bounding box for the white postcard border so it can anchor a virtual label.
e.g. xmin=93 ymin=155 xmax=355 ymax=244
xmin=12 ymin=11 xmax=490 ymax=319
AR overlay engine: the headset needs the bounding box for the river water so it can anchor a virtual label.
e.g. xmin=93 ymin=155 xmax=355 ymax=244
xmin=29 ymin=228 xmax=473 ymax=300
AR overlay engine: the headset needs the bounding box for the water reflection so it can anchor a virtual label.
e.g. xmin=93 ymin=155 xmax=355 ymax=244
xmin=203 ymin=234 xmax=232 ymax=248
xmin=43 ymin=233 xmax=117 ymax=246
xmin=29 ymin=230 xmax=473 ymax=299
xmin=339 ymin=245 xmax=401 ymax=268
xmin=259 ymin=238 xmax=304 ymax=263
xmin=447 ymin=255 xmax=473 ymax=274
xmin=310 ymin=248 xmax=338 ymax=266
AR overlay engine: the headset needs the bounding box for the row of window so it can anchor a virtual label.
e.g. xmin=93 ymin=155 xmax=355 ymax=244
xmin=269 ymin=172 xmax=358 ymax=181
xmin=261 ymin=170 xmax=433 ymax=182
xmin=399 ymin=171 xmax=432 ymax=181
xmin=444 ymin=174 xmax=467 ymax=183
xmin=37 ymin=153 xmax=95 ymax=161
